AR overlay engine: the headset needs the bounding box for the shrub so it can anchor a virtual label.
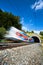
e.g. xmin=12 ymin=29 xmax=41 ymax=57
xmin=0 ymin=27 xmax=6 ymax=39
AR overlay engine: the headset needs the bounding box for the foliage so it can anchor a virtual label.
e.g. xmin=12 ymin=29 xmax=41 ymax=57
xmin=31 ymin=31 xmax=34 ymax=33
xmin=40 ymin=31 xmax=43 ymax=36
xmin=0 ymin=27 xmax=6 ymax=39
xmin=0 ymin=9 xmax=22 ymax=30
xmin=26 ymin=30 xmax=34 ymax=33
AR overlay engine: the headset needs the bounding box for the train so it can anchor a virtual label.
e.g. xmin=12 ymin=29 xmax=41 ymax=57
xmin=5 ymin=27 xmax=40 ymax=43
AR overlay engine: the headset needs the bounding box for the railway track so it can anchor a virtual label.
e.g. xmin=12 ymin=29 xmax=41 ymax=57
xmin=0 ymin=42 xmax=32 ymax=50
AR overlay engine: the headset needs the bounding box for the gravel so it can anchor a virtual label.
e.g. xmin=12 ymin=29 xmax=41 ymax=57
xmin=0 ymin=43 xmax=43 ymax=65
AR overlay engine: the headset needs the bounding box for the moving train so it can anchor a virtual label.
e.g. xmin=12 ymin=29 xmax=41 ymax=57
xmin=5 ymin=27 xmax=40 ymax=43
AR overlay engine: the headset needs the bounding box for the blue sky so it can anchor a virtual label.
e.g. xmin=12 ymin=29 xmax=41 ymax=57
xmin=0 ymin=0 xmax=43 ymax=33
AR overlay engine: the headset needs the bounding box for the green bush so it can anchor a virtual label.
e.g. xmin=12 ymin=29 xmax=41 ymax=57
xmin=0 ymin=27 xmax=6 ymax=39
xmin=40 ymin=31 xmax=43 ymax=36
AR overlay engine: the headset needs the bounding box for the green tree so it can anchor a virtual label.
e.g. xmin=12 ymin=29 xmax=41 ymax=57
xmin=40 ymin=31 xmax=43 ymax=36
xmin=0 ymin=9 xmax=22 ymax=30
xmin=0 ymin=27 xmax=6 ymax=39
xmin=31 ymin=31 xmax=34 ymax=33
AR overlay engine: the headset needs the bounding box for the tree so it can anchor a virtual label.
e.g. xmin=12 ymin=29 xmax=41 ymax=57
xmin=31 ymin=31 xmax=34 ymax=33
xmin=40 ymin=31 xmax=43 ymax=36
xmin=0 ymin=9 xmax=22 ymax=30
xmin=0 ymin=27 xmax=6 ymax=39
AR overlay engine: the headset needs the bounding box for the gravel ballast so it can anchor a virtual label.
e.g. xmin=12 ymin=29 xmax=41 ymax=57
xmin=0 ymin=43 xmax=43 ymax=65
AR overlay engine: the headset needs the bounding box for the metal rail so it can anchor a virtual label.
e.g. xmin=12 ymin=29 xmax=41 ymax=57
xmin=0 ymin=43 xmax=31 ymax=50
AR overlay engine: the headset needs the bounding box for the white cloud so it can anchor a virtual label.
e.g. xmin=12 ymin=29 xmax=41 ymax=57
xmin=34 ymin=30 xmax=40 ymax=34
xmin=29 ymin=20 xmax=34 ymax=26
xmin=20 ymin=17 xmax=24 ymax=24
xmin=22 ymin=26 xmax=28 ymax=31
xmin=31 ymin=0 xmax=43 ymax=10
xmin=34 ymin=30 xmax=43 ymax=34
